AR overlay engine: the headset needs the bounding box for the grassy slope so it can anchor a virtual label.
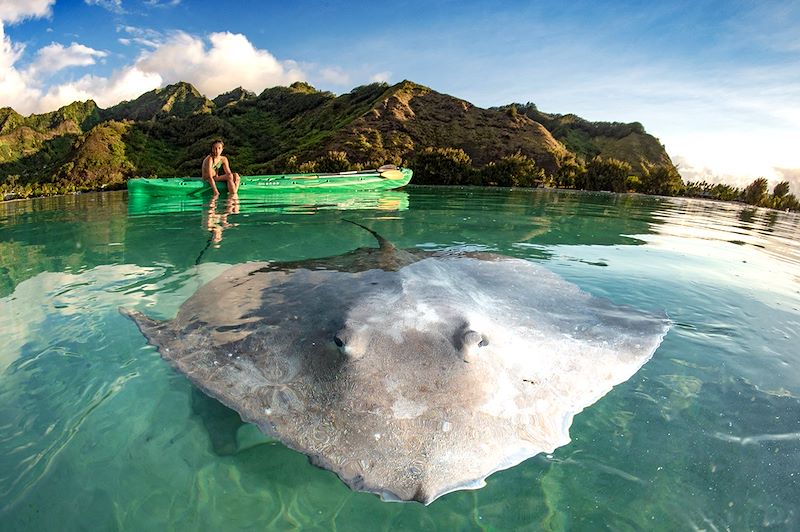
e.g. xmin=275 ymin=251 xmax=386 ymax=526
xmin=509 ymin=104 xmax=674 ymax=173
xmin=65 ymin=121 xmax=136 ymax=188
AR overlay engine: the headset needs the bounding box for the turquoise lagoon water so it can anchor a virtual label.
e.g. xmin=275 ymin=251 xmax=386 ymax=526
xmin=1 ymin=187 xmax=798 ymax=530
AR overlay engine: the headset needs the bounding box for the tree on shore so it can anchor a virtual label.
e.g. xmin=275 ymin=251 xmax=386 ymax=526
xmin=683 ymin=181 xmax=742 ymax=201
xmin=410 ymin=147 xmax=475 ymax=185
xmin=773 ymin=181 xmax=790 ymax=199
xmin=742 ymin=178 xmax=769 ymax=206
xmin=769 ymin=181 xmax=799 ymax=210
xmin=552 ymin=152 xmax=585 ymax=188
xmin=640 ymin=162 xmax=684 ymax=196
xmin=480 ymin=153 xmax=544 ymax=187
xmin=579 ymin=156 xmax=631 ymax=193
xmin=737 ymin=178 xmax=800 ymax=211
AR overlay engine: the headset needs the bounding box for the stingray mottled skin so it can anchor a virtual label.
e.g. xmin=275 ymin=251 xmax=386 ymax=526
xmin=123 ymin=223 xmax=669 ymax=504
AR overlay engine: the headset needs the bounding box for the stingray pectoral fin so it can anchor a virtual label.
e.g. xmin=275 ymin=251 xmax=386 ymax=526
xmin=120 ymin=307 xmax=169 ymax=346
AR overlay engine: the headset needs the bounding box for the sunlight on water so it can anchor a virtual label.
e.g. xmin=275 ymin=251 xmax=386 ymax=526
xmin=1 ymin=188 xmax=798 ymax=530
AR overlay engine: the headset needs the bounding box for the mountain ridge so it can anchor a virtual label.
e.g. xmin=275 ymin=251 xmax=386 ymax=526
xmin=0 ymin=79 xmax=682 ymax=197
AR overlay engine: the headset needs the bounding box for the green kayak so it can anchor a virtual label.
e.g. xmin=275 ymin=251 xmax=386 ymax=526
xmin=127 ymin=167 xmax=412 ymax=197
xmin=127 ymin=189 xmax=410 ymax=215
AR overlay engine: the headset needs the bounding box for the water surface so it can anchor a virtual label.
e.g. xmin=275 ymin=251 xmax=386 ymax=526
xmin=1 ymin=187 xmax=798 ymax=530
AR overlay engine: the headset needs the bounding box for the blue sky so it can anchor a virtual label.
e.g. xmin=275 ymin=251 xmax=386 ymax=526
xmin=2 ymin=0 xmax=799 ymax=191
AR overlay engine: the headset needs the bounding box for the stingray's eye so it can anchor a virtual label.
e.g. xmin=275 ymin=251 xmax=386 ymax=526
xmin=460 ymin=330 xmax=488 ymax=362
xmin=333 ymin=330 xmax=364 ymax=359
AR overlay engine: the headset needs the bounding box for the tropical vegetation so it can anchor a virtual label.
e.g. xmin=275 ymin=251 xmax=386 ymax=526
xmin=0 ymin=80 xmax=796 ymax=211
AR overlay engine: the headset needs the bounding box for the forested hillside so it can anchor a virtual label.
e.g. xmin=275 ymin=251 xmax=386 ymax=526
xmin=0 ymin=79 xmax=766 ymax=206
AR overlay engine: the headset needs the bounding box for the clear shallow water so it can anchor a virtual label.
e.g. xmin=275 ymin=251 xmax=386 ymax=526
xmin=1 ymin=187 xmax=799 ymax=530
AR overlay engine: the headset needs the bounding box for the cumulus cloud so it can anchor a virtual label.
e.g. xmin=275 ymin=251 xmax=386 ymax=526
xmin=135 ymin=31 xmax=304 ymax=97
xmin=2 ymin=26 xmax=108 ymax=113
xmin=38 ymin=66 xmax=162 ymax=109
xmin=2 ymin=5 xmax=356 ymax=117
xmin=1 ymin=26 xmax=38 ymax=113
xmin=0 ymin=0 xmax=53 ymax=24
xmin=27 ymin=42 xmax=107 ymax=78
xmin=1 ymin=22 xmax=309 ymax=114
xmin=0 ymin=25 xmax=23 ymax=70
xmin=1 ymin=20 xmax=160 ymax=113
xmin=1 ymin=2 xmax=53 ymax=113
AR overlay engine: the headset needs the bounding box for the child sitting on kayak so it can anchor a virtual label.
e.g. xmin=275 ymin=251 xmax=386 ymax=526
xmin=202 ymin=139 xmax=240 ymax=195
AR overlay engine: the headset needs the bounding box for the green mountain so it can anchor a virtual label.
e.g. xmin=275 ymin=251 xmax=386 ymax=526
xmin=212 ymin=87 xmax=257 ymax=109
xmin=0 ymin=80 xmax=679 ymax=198
xmin=103 ymin=81 xmax=214 ymax=121
xmin=324 ymin=81 xmax=569 ymax=173
xmin=504 ymin=103 xmax=674 ymax=175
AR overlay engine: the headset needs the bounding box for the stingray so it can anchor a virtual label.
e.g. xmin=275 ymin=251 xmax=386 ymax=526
xmin=123 ymin=222 xmax=669 ymax=504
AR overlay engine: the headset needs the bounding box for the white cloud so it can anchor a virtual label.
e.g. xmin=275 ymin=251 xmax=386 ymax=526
xmin=317 ymin=66 xmax=351 ymax=86
xmin=27 ymin=42 xmax=107 ymax=78
xmin=0 ymin=0 xmax=53 ymax=24
xmin=0 ymin=2 xmax=57 ymax=113
xmin=370 ymin=71 xmax=391 ymax=83
xmin=135 ymin=31 xmax=305 ymax=97
xmin=123 ymin=37 xmax=159 ymax=48
xmin=0 ymin=24 xmax=23 ymax=70
xmin=116 ymin=25 xmax=160 ymax=48
xmin=84 ymin=0 xmax=124 ymax=14
xmin=1 ymin=24 xmax=40 ymax=113
xmin=1 ymin=22 xmax=310 ymax=114
xmin=39 ymin=66 xmax=163 ymax=110
xmin=671 ymin=156 xmax=713 ymax=183
xmin=144 ymin=0 xmax=181 ymax=7
xmin=35 ymin=83 xmax=94 ymax=112
xmin=0 ymin=0 xmax=55 ymax=110
xmin=2 ymin=12 xmax=160 ymax=114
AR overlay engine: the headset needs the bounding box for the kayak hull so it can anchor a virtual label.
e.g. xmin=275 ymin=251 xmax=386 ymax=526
xmin=127 ymin=168 xmax=413 ymax=197
xmin=127 ymin=189 xmax=410 ymax=215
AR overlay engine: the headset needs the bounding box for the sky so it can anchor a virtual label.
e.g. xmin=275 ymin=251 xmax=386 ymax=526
xmin=1 ymin=0 xmax=799 ymax=192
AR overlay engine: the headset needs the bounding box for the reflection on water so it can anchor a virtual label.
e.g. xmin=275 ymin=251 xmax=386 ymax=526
xmin=126 ymin=189 xmax=411 ymax=217
xmin=652 ymin=196 xmax=800 ymax=258
xmin=1 ymin=187 xmax=799 ymax=530
xmin=204 ymin=195 xmax=240 ymax=245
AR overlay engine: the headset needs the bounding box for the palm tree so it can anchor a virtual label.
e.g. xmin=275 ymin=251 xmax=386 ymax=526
xmin=742 ymin=178 xmax=769 ymax=206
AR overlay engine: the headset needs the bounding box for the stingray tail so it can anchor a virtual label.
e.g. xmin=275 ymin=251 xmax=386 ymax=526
xmin=342 ymin=219 xmax=396 ymax=252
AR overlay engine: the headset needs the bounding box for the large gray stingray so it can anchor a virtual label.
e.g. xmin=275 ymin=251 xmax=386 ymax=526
xmin=123 ymin=222 xmax=669 ymax=504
